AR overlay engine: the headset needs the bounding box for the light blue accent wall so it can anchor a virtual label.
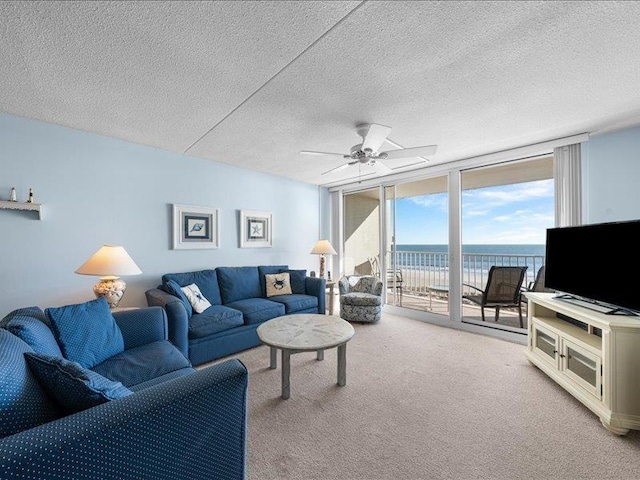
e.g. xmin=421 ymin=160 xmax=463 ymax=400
xmin=0 ymin=113 xmax=320 ymax=312
xmin=584 ymin=125 xmax=640 ymax=224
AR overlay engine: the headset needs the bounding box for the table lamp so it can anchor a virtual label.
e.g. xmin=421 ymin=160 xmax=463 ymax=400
xmin=75 ymin=245 xmax=142 ymax=308
xmin=310 ymin=239 xmax=337 ymax=279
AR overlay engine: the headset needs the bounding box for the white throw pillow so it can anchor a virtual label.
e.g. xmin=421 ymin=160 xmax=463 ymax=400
xmin=265 ymin=273 xmax=292 ymax=297
xmin=180 ymin=283 xmax=212 ymax=313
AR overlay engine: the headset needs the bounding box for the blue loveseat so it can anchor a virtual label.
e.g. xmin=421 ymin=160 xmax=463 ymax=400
xmin=0 ymin=300 xmax=248 ymax=480
xmin=146 ymin=265 xmax=326 ymax=365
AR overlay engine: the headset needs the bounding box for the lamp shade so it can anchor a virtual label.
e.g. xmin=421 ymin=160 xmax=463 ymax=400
xmin=310 ymin=239 xmax=337 ymax=256
xmin=75 ymin=245 xmax=142 ymax=279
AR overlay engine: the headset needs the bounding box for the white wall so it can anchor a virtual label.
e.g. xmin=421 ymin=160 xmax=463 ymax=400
xmin=0 ymin=113 xmax=321 ymax=312
xmin=584 ymin=126 xmax=640 ymax=223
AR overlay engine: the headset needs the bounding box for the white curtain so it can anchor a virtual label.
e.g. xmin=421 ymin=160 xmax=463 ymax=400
xmin=553 ymin=143 xmax=582 ymax=227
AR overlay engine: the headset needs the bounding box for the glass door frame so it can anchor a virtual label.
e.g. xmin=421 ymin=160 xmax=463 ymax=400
xmin=336 ymin=184 xmax=400 ymax=307
xmin=381 ymin=184 xmax=402 ymax=307
xmin=379 ymin=174 xmax=460 ymax=314
xmin=448 ymin=170 xmax=463 ymax=321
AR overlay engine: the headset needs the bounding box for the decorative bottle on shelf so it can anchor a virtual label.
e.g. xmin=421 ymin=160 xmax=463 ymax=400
xmin=9 ymin=187 xmax=17 ymax=202
xmin=327 ymin=271 xmax=332 ymax=281
xmin=27 ymin=188 xmax=34 ymax=203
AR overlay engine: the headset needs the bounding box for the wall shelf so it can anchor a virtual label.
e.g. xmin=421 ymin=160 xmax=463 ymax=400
xmin=0 ymin=200 xmax=43 ymax=219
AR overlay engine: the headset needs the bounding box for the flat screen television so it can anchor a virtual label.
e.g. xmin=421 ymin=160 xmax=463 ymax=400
xmin=545 ymin=219 xmax=640 ymax=315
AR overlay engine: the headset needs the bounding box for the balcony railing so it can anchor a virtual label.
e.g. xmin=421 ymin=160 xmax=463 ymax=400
xmin=388 ymin=249 xmax=545 ymax=295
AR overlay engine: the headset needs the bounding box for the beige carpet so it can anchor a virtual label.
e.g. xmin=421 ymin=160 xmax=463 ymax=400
xmin=204 ymin=313 xmax=640 ymax=480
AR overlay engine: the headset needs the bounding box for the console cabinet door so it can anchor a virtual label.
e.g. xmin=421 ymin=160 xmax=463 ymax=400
xmin=531 ymin=320 xmax=559 ymax=368
xmin=561 ymin=338 xmax=602 ymax=399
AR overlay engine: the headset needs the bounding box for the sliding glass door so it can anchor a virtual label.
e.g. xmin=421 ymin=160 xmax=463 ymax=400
xmin=362 ymin=159 xmax=550 ymax=323
xmin=384 ymin=176 xmax=449 ymax=314
xmin=460 ymin=156 xmax=554 ymax=332
xmin=335 ymin=148 xmax=568 ymax=330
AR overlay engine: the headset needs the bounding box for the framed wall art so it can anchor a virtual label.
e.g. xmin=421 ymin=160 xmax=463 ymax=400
xmin=240 ymin=210 xmax=272 ymax=248
xmin=172 ymin=204 xmax=220 ymax=250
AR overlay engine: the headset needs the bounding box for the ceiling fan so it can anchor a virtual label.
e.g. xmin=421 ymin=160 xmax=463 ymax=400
xmin=300 ymin=123 xmax=437 ymax=176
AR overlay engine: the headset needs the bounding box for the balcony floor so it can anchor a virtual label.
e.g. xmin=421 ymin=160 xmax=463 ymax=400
xmin=331 ymin=289 xmax=526 ymax=330
xmin=334 ymin=292 xmax=527 ymax=329
xmin=396 ymin=292 xmax=527 ymax=329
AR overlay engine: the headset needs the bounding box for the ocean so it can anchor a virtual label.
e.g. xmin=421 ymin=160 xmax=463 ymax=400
xmin=393 ymin=244 xmax=545 ymax=275
xmin=395 ymin=244 xmax=545 ymax=256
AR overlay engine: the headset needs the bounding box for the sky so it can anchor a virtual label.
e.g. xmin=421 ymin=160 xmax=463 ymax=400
xmin=395 ymin=179 xmax=555 ymax=245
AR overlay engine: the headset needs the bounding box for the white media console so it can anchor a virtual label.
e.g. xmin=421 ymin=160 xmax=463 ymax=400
xmin=525 ymin=292 xmax=640 ymax=435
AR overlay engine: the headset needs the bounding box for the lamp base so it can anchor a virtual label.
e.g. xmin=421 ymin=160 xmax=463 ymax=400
xmin=93 ymin=278 xmax=126 ymax=309
xmin=319 ymin=256 xmax=326 ymax=279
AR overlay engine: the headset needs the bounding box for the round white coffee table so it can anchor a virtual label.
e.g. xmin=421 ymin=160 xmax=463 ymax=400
xmin=256 ymin=313 xmax=355 ymax=399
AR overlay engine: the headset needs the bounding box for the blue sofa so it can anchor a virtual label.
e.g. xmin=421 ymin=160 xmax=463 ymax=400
xmin=0 ymin=300 xmax=248 ymax=480
xmin=146 ymin=265 xmax=326 ymax=365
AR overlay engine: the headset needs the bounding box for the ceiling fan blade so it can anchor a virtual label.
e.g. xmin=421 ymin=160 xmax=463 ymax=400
xmin=361 ymin=123 xmax=392 ymax=153
xmin=299 ymin=150 xmax=346 ymax=158
xmin=322 ymin=162 xmax=352 ymax=175
xmin=381 ymin=145 xmax=438 ymax=160
xmin=371 ymin=160 xmax=392 ymax=175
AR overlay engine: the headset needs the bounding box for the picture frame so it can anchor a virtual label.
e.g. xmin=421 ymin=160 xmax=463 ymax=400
xmin=172 ymin=204 xmax=220 ymax=250
xmin=240 ymin=210 xmax=272 ymax=248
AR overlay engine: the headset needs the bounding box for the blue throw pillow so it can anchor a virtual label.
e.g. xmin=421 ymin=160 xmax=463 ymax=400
xmin=24 ymin=352 xmax=132 ymax=414
xmin=2 ymin=311 xmax=63 ymax=357
xmin=280 ymin=269 xmax=307 ymax=294
xmin=0 ymin=305 xmax=49 ymax=328
xmin=45 ymin=297 xmax=125 ymax=369
xmin=163 ymin=279 xmax=193 ymax=317
xmin=0 ymin=330 xmax=61 ymax=438
xmin=163 ymin=270 xmax=222 ymax=305
xmin=217 ymin=267 xmax=262 ymax=303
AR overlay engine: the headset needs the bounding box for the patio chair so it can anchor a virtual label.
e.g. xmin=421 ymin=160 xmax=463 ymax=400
xmin=368 ymin=256 xmax=381 ymax=277
xmin=462 ymin=266 xmax=528 ymax=328
xmin=524 ymin=265 xmax=553 ymax=293
xmin=520 ymin=265 xmax=554 ymax=313
xmin=386 ymin=268 xmax=403 ymax=305
xmin=354 ymin=258 xmax=377 ymax=276
xmin=368 ymin=255 xmax=403 ymax=305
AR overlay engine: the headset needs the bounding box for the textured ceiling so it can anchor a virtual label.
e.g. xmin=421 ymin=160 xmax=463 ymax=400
xmin=2 ymin=1 xmax=640 ymax=186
